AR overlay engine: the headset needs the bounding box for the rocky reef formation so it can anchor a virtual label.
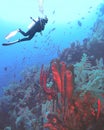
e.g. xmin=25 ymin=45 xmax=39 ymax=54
xmin=59 ymin=16 xmax=104 ymax=66
xmin=0 ymin=55 xmax=104 ymax=130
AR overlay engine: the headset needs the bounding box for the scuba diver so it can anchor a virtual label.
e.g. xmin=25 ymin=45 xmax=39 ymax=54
xmin=2 ymin=16 xmax=48 ymax=46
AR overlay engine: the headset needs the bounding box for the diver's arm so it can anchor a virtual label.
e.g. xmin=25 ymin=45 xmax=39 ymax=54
xmin=30 ymin=17 xmax=36 ymax=23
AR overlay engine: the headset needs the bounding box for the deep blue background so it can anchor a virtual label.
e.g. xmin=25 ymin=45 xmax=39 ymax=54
xmin=0 ymin=0 xmax=103 ymax=92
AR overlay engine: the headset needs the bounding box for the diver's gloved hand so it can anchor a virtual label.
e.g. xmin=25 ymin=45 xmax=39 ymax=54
xmin=17 ymin=28 xmax=22 ymax=32
xmin=30 ymin=17 xmax=36 ymax=22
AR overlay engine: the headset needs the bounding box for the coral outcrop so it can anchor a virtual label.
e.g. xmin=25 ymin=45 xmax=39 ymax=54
xmin=0 ymin=13 xmax=104 ymax=130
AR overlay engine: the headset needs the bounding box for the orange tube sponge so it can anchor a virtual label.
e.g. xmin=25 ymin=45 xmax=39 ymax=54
xmin=65 ymin=70 xmax=73 ymax=102
xmin=51 ymin=62 xmax=62 ymax=93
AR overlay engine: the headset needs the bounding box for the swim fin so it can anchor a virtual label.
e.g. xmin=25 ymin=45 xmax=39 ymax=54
xmin=5 ymin=30 xmax=19 ymax=40
xmin=2 ymin=40 xmax=19 ymax=46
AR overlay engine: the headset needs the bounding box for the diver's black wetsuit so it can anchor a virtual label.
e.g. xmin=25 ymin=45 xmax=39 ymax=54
xmin=18 ymin=18 xmax=47 ymax=42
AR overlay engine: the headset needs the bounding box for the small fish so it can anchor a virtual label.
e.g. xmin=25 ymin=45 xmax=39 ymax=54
xmin=20 ymin=80 xmax=22 ymax=83
xmin=4 ymin=67 xmax=7 ymax=71
xmin=48 ymin=28 xmax=56 ymax=34
xmin=77 ymin=20 xmax=82 ymax=26
xmin=52 ymin=20 xmax=55 ymax=24
xmin=67 ymin=21 xmax=71 ymax=24
xmin=89 ymin=6 xmax=92 ymax=9
xmin=52 ymin=10 xmax=55 ymax=14
xmin=81 ymin=17 xmax=85 ymax=20
xmin=23 ymin=57 xmax=26 ymax=61
xmin=34 ymin=46 xmax=38 ymax=49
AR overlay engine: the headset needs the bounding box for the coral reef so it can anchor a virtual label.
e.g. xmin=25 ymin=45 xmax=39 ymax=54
xmin=59 ymin=17 xmax=104 ymax=66
xmin=0 ymin=56 xmax=104 ymax=130
xmin=0 ymin=14 xmax=104 ymax=130
xmin=74 ymin=54 xmax=104 ymax=95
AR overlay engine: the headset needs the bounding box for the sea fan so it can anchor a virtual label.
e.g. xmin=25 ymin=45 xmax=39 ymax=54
xmin=74 ymin=53 xmax=92 ymax=87
xmin=74 ymin=53 xmax=104 ymax=95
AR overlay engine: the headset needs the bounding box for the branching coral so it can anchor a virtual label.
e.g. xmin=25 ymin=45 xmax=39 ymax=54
xmin=74 ymin=53 xmax=104 ymax=95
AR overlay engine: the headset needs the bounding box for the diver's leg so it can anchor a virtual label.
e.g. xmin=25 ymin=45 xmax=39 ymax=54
xmin=18 ymin=34 xmax=34 ymax=42
xmin=2 ymin=36 xmax=33 ymax=46
xmin=2 ymin=33 xmax=35 ymax=46
xmin=18 ymin=29 xmax=29 ymax=36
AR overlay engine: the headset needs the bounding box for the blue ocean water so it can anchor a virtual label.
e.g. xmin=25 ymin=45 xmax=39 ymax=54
xmin=0 ymin=0 xmax=104 ymax=129
xmin=0 ymin=0 xmax=102 ymax=89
